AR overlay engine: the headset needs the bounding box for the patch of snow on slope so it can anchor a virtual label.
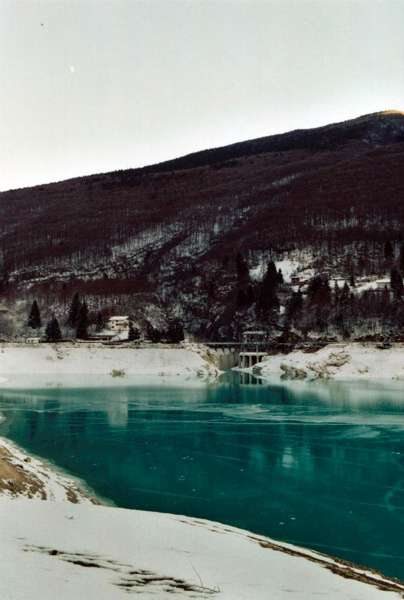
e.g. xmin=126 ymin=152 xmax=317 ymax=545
xmin=249 ymin=260 xmax=266 ymax=281
xmin=250 ymin=251 xmax=313 ymax=282
xmin=276 ymin=259 xmax=301 ymax=282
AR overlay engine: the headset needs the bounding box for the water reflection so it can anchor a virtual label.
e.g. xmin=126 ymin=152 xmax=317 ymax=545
xmin=236 ymin=372 xmax=263 ymax=386
xmin=0 ymin=374 xmax=404 ymax=581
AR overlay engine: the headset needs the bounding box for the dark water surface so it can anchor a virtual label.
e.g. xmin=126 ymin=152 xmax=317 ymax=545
xmin=1 ymin=373 xmax=404 ymax=580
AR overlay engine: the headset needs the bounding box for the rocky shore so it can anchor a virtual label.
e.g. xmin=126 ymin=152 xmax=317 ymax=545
xmin=248 ymin=343 xmax=404 ymax=381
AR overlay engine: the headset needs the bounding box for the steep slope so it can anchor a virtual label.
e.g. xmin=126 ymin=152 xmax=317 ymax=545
xmin=1 ymin=110 xmax=404 ymax=337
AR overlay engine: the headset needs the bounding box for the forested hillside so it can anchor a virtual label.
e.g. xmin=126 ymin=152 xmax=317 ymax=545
xmin=1 ymin=110 xmax=404 ymax=341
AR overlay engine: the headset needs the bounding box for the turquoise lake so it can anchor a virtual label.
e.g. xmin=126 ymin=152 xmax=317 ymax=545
xmin=1 ymin=373 xmax=404 ymax=581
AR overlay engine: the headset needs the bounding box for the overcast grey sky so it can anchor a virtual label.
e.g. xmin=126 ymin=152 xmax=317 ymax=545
xmin=1 ymin=0 xmax=404 ymax=191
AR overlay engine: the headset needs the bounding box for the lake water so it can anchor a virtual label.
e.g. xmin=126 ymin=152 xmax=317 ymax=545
xmin=1 ymin=373 xmax=404 ymax=581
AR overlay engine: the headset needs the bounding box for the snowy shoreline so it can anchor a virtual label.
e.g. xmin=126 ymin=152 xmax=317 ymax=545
xmin=2 ymin=499 xmax=404 ymax=600
xmin=0 ymin=435 xmax=98 ymax=503
xmin=244 ymin=343 xmax=404 ymax=382
xmin=0 ymin=342 xmax=219 ymax=388
xmin=0 ymin=439 xmax=403 ymax=599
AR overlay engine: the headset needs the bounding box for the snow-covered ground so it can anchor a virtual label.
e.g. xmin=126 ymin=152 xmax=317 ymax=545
xmin=249 ymin=343 xmax=404 ymax=381
xmin=0 ymin=343 xmax=219 ymax=387
xmin=249 ymin=250 xmax=315 ymax=283
xmin=1 ymin=497 xmax=403 ymax=599
xmin=250 ymin=258 xmax=302 ymax=282
xmin=276 ymin=258 xmax=302 ymax=282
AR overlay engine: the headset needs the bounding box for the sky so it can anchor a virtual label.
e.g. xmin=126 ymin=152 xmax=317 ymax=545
xmin=1 ymin=0 xmax=404 ymax=191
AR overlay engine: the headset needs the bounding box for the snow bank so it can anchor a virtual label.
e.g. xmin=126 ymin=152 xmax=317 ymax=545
xmin=0 ymin=437 xmax=96 ymax=503
xmin=250 ymin=343 xmax=404 ymax=381
xmin=1 ymin=498 xmax=403 ymax=599
xmin=0 ymin=343 xmax=219 ymax=388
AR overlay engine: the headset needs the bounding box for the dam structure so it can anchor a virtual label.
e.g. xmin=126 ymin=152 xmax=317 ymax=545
xmin=206 ymin=331 xmax=268 ymax=369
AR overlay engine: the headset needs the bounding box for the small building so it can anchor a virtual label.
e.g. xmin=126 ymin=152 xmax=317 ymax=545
xmin=108 ymin=316 xmax=130 ymax=332
xmin=25 ymin=337 xmax=41 ymax=344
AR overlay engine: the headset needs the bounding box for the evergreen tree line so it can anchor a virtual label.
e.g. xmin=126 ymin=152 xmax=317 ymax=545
xmin=28 ymin=300 xmax=63 ymax=345
xmin=286 ymin=273 xmax=404 ymax=337
xmin=27 ymin=293 xmax=184 ymax=343
xmin=233 ymin=252 xmax=404 ymax=338
xmin=234 ymin=253 xmax=284 ymax=317
xmin=27 ymin=293 xmax=90 ymax=342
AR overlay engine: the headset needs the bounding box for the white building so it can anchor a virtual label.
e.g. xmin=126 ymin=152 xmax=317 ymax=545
xmin=108 ymin=316 xmax=130 ymax=332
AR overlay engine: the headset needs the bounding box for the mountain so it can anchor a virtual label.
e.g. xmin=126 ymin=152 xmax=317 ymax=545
xmin=1 ymin=110 xmax=404 ymax=338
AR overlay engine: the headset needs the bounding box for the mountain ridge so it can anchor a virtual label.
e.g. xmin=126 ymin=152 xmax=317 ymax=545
xmin=1 ymin=109 xmax=404 ymax=340
xmin=3 ymin=109 xmax=404 ymax=193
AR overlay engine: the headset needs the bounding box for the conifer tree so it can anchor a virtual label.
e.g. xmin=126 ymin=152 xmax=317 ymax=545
xmin=333 ymin=281 xmax=340 ymax=304
xmin=349 ymin=271 xmax=356 ymax=288
xmin=236 ymin=288 xmax=248 ymax=308
xmin=76 ymin=301 xmax=89 ymax=339
xmin=66 ymin=292 xmax=81 ymax=328
xmin=166 ymin=320 xmax=184 ymax=343
xmin=128 ymin=321 xmax=140 ymax=341
xmin=95 ymin=311 xmax=105 ymax=332
xmin=45 ymin=317 xmax=62 ymax=342
xmin=307 ymin=275 xmax=331 ymax=306
xmin=235 ymin=253 xmax=253 ymax=309
xmin=246 ymin=284 xmax=255 ymax=306
xmin=286 ymin=291 xmax=303 ymax=321
xmin=339 ymin=282 xmax=351 ymax=306
xmin=28 ymin=300 xmax=42 ymax=329
xmin=384 ymin=240 xmax=394 ymax=261
xmin=146 ymin=322 xmax=162 ymax=343
xmin=382 ymin=286 xmax=390 ymax=307
xmin=236 ymin=252 xmax=250 ymax=285
xmin=257 ymin=260 xmax=279 ymax=315
xmin=399 ymin=243 xmax=404 ymax=274
xmin=390 ymin=268 xmax=403 ymax=300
